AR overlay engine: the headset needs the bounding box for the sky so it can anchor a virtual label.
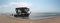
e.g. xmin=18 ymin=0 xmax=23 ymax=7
xmin=0 ymin=0 xmax=60 ymax=13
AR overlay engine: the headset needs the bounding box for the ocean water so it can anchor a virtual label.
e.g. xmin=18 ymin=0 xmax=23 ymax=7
xmin=0 ymin=13 xmax=60 ymax=20
xmin=29 ymin=13 xmax=60 ymax=20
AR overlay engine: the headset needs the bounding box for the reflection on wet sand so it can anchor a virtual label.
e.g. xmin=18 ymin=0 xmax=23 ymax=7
xmin=0 ymin=16 xmax=60 ymax=23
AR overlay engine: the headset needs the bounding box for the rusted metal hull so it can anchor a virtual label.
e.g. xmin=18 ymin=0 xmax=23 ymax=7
xmin=14 ymin=14 xmax=29 ymax=17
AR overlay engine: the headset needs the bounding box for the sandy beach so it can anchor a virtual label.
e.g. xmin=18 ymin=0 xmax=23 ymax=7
xmin=0 ymin=16 xmax=60 ymax=23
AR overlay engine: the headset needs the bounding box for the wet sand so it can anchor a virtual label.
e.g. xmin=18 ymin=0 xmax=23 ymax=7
xmin=0 ymin=16 xmax=60 ymax=23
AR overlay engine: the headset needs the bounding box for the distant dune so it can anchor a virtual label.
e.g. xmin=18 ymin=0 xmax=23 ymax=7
xmin=0 ymin=16 xmax=60 ymax=23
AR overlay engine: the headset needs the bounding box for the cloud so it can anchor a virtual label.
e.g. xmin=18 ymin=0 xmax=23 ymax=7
xmin=0 ymin=6 xmax=1 ymax=8
xmin=10 ymin=2 xmax=32 ymax=7
xmin=9 ymin=2 xmax=19 ymax=6
xmin=0 ymin=2 xmax=32 ymax=13
xmin=0 ymin=2 xmax=32 ymax=8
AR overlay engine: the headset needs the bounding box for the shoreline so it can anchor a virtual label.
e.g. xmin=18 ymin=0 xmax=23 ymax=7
xmin=0 ymin=16 xmax=60 ymax=23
